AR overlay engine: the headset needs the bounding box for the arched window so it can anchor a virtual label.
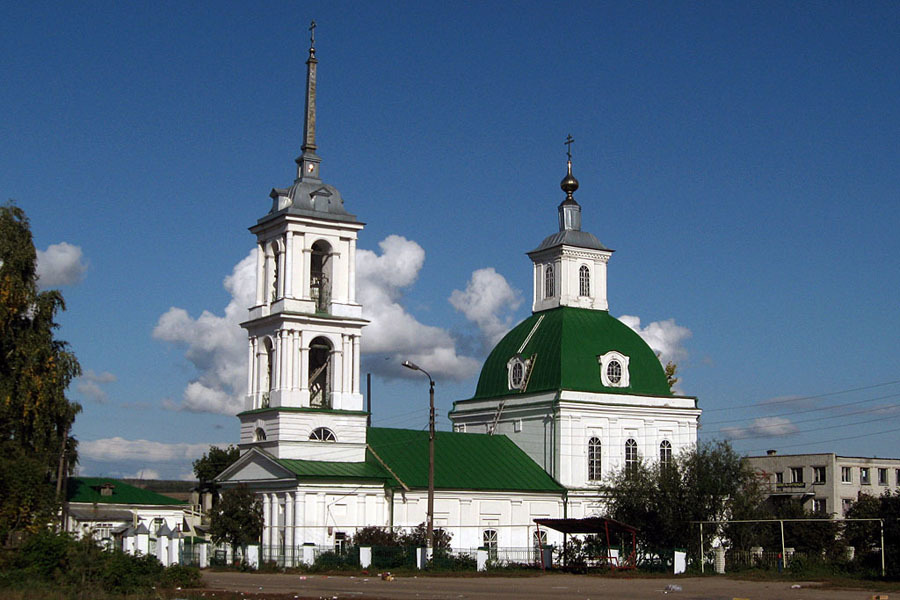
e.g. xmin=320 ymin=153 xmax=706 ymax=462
xmin=483 ymin=529 xmax=498 ymax=559
xmin=660 ymin=440 xmax=672 ymax=468
xmin=532 ymin=529 xmax=547 ymax=563
xmin=309 ymin=337 xmax=332 ymax=408
xmin=588 ymin=437 xmax=602 ymax=481
xmin=254 ymin=427 xmax=267 ymax=441
xmin=309 ymin=427 xmax=336 ymax=442
xmin=310 ymin=240 xmax=332 ymax=313
xmin=544 ymin=264 xmax=555 ymax=298
xmin=579 ymin=265 xmax=590 ymax=297
xmin=625 ymin=438 xmax=638 ymax=478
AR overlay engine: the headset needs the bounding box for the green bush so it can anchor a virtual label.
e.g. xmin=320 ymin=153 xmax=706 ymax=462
xmin=161 ymin=564 xmax=202 ymax=588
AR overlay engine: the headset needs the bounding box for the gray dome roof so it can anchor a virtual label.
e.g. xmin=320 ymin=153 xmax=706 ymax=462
xmin=530 ymin=229 xmax=609 ymax=253
xmin=266 ymin=180 xmax=359 ymax=224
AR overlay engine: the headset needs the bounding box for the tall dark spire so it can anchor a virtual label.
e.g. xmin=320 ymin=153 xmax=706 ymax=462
xmin=558 ymin=134 xmax=582 ymax=232
xmin=296 ymin=20 xmax=322 ymax=181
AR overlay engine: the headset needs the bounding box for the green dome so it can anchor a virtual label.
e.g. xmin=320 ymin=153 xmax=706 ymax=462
xmin=472 ymin=306 xmax=671 ymax=399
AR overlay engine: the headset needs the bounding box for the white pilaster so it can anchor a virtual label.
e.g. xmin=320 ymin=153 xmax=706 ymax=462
xmin=285 ymin=232 xmax=294 ymax=298
xmin=255 ymin=242 xmax=264 ymax=306
xmin=348 ymin=239 xmax=357 ymax=303
xmin=352 ymin=335 xmax=361 ymax=395
xmin=262 ymin=493 xmax=272 ymax=558
xmin=294 ymin=491 xmax=304 ymax=545
xmin=273 ymin=332 xmax=282 ymax=392
xmin=277 ymin=240 xmax=286 ymax=299
xmin=285 ymin=492 xmax=294 ymax=565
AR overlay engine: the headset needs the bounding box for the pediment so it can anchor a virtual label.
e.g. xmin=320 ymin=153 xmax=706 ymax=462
xmin=216 ymin=448 xmax=296 ymax=483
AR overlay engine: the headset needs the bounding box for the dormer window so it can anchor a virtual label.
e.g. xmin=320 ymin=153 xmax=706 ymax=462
xmin=598 ymin=351 xmax=630 ymax=388
xmin=506 ymin=355 xmax=533 ymax=391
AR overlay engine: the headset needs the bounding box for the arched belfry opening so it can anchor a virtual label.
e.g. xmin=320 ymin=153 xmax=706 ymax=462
xmin=259 ymin=337 xmax=275 ymax=408
xmin=310 ymin=240 xmax=332 ymax=312
xmin=308 ymin=336 xmax=332 ymax=408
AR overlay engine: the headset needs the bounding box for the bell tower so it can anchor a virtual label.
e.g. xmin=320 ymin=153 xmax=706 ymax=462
xmin=239 ymin=23 xmax=369 ymax=462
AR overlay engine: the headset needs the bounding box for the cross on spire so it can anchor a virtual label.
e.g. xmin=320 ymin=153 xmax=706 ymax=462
xmin=309 ymin=20 xmax=316 ymax=49
xmin=565 ymin=134 xmax=575 ymax=161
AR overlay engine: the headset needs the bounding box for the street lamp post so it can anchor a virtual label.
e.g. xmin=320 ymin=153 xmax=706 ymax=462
xmin=402 ymin=360 xmax=435 ymax=551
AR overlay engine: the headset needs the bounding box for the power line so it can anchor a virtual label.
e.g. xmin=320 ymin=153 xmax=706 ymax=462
xmin=702 ymin=379 xmax=900 ymax=413
xmin=702 ymin=391 xmax=900 ymax=426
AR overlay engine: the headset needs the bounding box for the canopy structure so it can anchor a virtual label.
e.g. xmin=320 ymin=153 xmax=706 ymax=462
xmin=534 ymin=517 xmax=638 ymax=570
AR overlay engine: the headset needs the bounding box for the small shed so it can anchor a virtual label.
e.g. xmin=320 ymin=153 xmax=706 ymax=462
xmin=534 ymin=517 xmax=638 ymax=570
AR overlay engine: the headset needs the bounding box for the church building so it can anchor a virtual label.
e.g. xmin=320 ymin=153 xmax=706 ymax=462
xmin=217 ymin=31 xmax=700 ymax=562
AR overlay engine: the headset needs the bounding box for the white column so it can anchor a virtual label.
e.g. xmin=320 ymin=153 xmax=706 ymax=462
xmin=302 ymin=247 xmax=311 ymax=299
xmin=273 ymin=333 xmax=281 ymax=392
xmin=284 ymin=330 xmax=293 ymax=394
xmin=285 ymin=492 xmax=294 ymax=566
xmin=247 ymin=338 xmax=255 ymax=400
xmin=300 ymin=346 xmax=309 ymax=393
xmin=292 ymin=331 xmax=300 ymax=390
xmin=352 ymin=335 xmax=361 ymax=395
xmin=348 ymin=238 xmax=357 ymax=303
xmin=262 ymin=493 xmax=272 ymax=560
xmin=279 ymin=330 xmax=289 ymax=390
xmin=277 ymin=240 xmax=286 ymax=299
xmin=342 ymin=335 xmax=351 ymax=397
xmin=285 ymin=232 xmax=294 ymax=299
xmin=255 ymin=242 xmax=264 ymax=306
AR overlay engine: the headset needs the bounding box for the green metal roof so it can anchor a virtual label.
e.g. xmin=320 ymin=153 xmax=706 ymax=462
xmin=467 ymin=306 xmax=671 ymax=400
xmin=366 ymin=427 xmax=565 ymax=493
xmin=67 ymin=477 xmax=185 ymax=506
xmin=275 ymin=457 xmax=391 ymax=482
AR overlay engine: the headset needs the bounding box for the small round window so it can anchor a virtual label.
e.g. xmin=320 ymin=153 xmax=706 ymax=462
xmin=606 ymin=360 xmax=622 ymax=384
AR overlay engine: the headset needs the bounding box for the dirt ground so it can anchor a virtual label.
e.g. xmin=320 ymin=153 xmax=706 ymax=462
xmin=200 ymin=571 xmax=891 ymax=600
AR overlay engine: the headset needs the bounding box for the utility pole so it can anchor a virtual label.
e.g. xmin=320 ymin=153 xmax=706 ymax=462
xmin=402 ymin=360 xmax=435 ymax=551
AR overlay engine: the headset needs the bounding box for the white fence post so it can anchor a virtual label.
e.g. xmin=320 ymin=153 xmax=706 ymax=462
xmin=477 ymin=549 xmax=488 ymax=571
xmin=359 ymin=547 xmax=372 ymax=569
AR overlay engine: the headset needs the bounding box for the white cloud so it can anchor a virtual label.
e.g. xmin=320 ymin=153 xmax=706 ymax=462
xmin=36 ymin=242 xmax=88 ymax=286
xmin=80 ymin=437 xmax=218 ymax=463
xmin=619 ymin=315 xmax=692 ymax=364
xmin=722 ymin=417 xmax=799 ymax=440
xmin=357 ymin=235 xmax=480 ymax=380
xmin=153 ymin=251 xmax=255 ymax=415
xmin=76 ymin=369 xmax=117 ymax=403
xmin=449 ymin=267 xmax=522 ymax=347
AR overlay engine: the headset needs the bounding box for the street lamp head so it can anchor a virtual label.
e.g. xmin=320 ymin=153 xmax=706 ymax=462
xmin=402 ymin=360 xmax=420 ymax=372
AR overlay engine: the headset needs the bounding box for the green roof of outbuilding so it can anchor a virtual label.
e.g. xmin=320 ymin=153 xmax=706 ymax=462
xmin=365 ymin=427 xmax=564 ymax=493
xmin=67 ymin=477 xmax=185 ymax=506
xmin=468 ymin=306 xmax=671 ymax=400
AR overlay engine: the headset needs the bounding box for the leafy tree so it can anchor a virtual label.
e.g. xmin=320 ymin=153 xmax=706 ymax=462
xmin=0 ymin=201 xmax=81 ymax=542
xmin=664 ymin=361 xmax=678 ymax=392
xmin=193 ymin=444 xmax=241 ymax=484
xmin=353 ymin=525 xmax=403 ymax=547
xmin=846 ymin=490 xmax=900 ymax=576
xmin=602 ymin=440 xmax=760 ymax=559
xmin=401 ymin=522 xmax=452 ymax=550
xmin=208 ymin=484 xmax=263 ymax=556
xmin=193 ymin=444 xmax=241 ymax=508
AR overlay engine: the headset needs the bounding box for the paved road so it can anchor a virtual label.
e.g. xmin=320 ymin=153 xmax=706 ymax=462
xmin=201 ymin=571 xmax=888 ymax=599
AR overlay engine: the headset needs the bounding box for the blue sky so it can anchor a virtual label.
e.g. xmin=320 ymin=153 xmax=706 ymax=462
xmin=3 ymin=2 xmax=898 ymax=479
